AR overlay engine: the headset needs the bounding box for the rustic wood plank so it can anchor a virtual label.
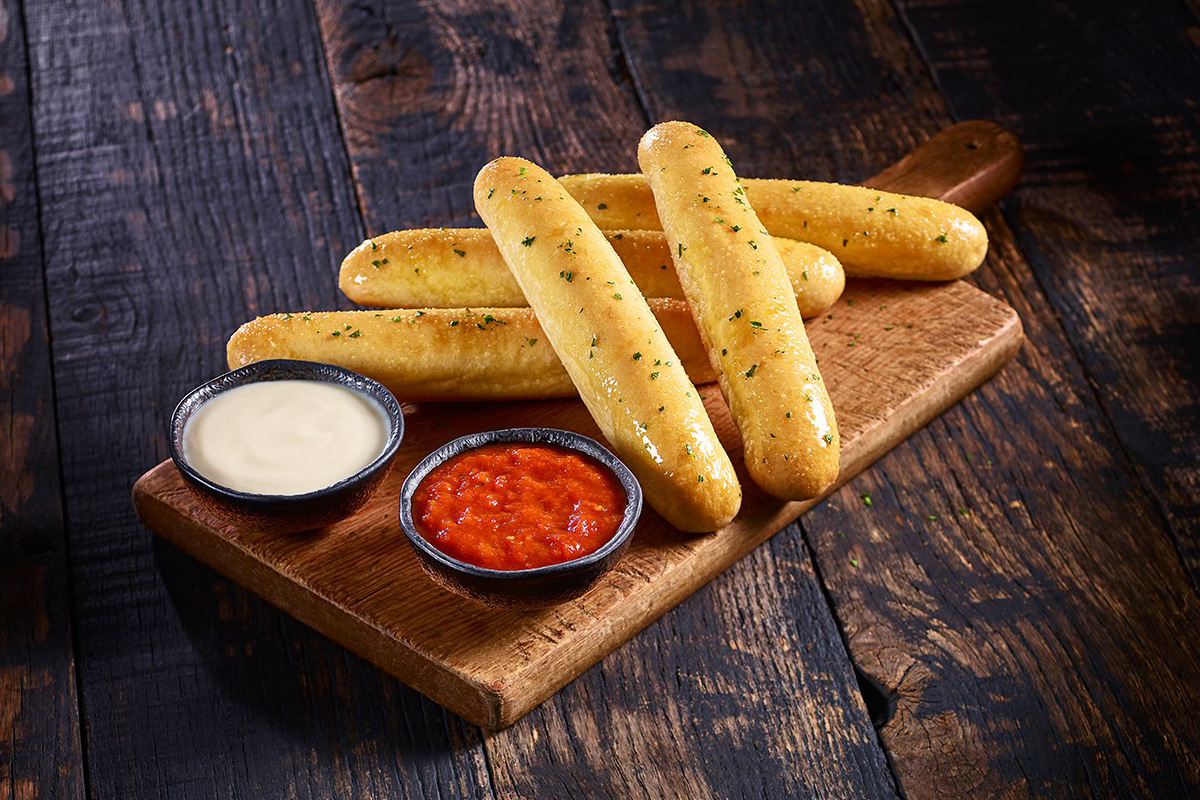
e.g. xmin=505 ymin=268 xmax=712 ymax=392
xmin=0 ymin=1 xmax=85 ymax=798
xmin=315 ymin=0 xmax=648 ymax=234
xmin=897 ymin=0 xmax=1200 ymax=581
xmin=484 ymin=533 xmax=902 ymax=799
xmin=610 ymin=0 xmax=1200 ymax=796
xmin=24 ymin=0 xmax=491 ymax=797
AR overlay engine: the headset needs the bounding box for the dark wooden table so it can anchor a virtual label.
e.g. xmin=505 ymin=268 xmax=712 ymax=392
xmin=3 ymin=0 xmax=1199 ymax=797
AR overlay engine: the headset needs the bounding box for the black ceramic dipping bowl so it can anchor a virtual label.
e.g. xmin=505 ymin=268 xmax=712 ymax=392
xmin=399 ymin=428 xmax=642 ymax=610
xmin=169 ymin=359 xmax=404 ymax=534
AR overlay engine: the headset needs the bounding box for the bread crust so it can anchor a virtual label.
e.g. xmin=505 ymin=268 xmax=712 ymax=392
xmin=638 ymin=122 xmax=839 ymax=500
xmin=226 ymin=301 xmax=717 ymax=401
xmin=558 ymin=172 xmax=987 ymax=281
xmin=339 ymin=228 xmax=843 ymax=317
xmin=474 ymin=156 xmax=741 ymax=532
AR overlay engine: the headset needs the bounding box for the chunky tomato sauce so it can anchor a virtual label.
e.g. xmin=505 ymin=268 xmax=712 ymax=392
xmin=412 ymin=443 xmax=627 ymax=571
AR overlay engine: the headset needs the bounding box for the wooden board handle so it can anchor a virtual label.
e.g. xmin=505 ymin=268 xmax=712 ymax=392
xmin=864 ymin=120 xmax=1023 ymax=212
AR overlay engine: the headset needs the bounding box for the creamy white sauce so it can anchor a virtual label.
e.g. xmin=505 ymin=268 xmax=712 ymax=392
xmin=183 ymin=380 xmax=388 ymax=496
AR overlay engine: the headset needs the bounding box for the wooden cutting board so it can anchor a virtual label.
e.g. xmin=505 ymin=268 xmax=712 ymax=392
xmin=133 ymin=122 xmax=1025 ymax=728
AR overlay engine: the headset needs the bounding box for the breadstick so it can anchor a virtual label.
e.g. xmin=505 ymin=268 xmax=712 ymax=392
xmin=339 ymin=228 xmax=843 ymax=318
xmin=474 ymin=156 xmax=741 ymax=532
xmin=225 ymin=301 xmax=717 ymax=401
xmin=558 ymin=172 xmax=987 ymax=281
xmin=638 ymin=121 xmax=839 ymax=500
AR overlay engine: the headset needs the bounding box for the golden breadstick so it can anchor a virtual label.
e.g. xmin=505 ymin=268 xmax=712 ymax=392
xmin=474 ymin=156 xmax=741 ymax=532
xmin=340 ymin=228 xmax=843 ymax=318
xmin=638 ymin=121 xmax=839 ymax=500
xmin=558 ymin=172 xmax=987 ymax=281
xmin=225 ymin=301 xmax=717 ymax=402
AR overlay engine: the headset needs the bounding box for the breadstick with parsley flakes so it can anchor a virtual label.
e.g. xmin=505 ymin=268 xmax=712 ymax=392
xmin=474 ymin=156 xmax=741 ymax=532
xmin=225 ymin=301 xmax=717 ymax=401
xmin=340 ymin=228 xmax=844 ymax=318
xmin=558 ymin=172 xmax=987 ymax=281
xmin=638 ymin=121 xmax=839 ymax=500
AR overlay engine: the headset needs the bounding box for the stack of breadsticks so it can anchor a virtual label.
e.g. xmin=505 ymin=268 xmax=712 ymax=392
xmin=228 ymin=122 xmax=987 ymax=531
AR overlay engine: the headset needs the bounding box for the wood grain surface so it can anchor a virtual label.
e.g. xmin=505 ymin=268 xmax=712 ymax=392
xmin=900 ymin=0 xmax=1200 ymax=585
xmin=5 ymin=0 xmax=1199 ymax=797
xmin=20 ymin=1 xmax=495 ymax=798
xmin=599 ymin=0 xmax=1200 ymax=796
xmin=0 ymin=1 xmax=84 ymax=798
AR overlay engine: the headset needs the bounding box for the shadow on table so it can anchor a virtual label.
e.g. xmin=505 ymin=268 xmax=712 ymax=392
xmin=154 ymin=536 xmax=483 ymax=758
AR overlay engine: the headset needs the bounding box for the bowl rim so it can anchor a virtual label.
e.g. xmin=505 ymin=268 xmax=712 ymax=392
xmin=169 ymin=359 xmax=405 ymax=506
xmin=399 ymin=427 xmax=643 ymax=580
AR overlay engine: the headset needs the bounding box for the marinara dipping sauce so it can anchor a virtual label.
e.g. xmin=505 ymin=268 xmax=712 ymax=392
xmin=410 ymin=443 xmax=627 ymax=571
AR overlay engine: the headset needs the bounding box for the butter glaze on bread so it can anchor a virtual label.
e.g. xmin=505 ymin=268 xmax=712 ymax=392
xmin=226 ymin=301 xmax=717 ymax=401
xmin=339 ymin=227 xmax=843 ymax=318
xmin=638 ymin=122 xmax=839 ymax=500
xmin=474 ymin=156 xmax=741 ymax=532
xmin=558 ymin=172 xmax=987 ymax=281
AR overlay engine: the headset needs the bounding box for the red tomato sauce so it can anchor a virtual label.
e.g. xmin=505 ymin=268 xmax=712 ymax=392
xmin=411 ymin=443 xmax=628 ymax=571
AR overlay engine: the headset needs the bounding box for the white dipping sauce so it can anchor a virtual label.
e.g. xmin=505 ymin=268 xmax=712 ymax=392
xmin=183 ymin=380 xmax=389 ymax=495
